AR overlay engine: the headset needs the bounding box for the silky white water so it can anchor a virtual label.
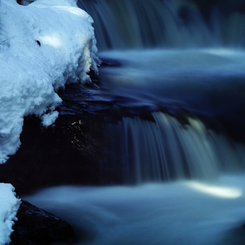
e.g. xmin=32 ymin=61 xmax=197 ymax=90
xmin=99 ymin=48 xmax=245 ymax=117
xmin=25 ymin=174 xmax=245 ymax=245
xmin=78 ymin=0 xmax=245 ymax=50
xmin=105 ymin=112 xmax=245 ymax=184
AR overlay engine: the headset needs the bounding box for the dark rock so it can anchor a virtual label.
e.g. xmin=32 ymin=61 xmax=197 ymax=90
xmin=17 ymin=0 xmax=35 ymax=5
xmin=100 ymin=57 xmax=122 ymax=67
xmin=10 ymin=200 xmax=75 ymax=245
xmin=36 ymin=40 xmax=41 ymax=46
xmin=0 ymin=114 xmax=107 ymax=195
xmin=0 ymin=101 xmax=123 ymax=195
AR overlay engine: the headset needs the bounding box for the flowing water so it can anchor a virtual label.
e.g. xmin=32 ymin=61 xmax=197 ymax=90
xmin=25 ymin=0 xmax=245 ymax=244
xmin=26 ymin=175 xmax=245 ymax=245
xmin=77 ymin=0 xmax=245 ymax=50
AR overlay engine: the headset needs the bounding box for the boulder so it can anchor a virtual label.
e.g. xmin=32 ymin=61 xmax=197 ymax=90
xmin=10 ymin=200 xmax=75 ymax=245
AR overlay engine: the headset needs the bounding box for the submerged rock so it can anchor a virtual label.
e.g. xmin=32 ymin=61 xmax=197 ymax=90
xmin=10 ymin=200 xmax=75 ymax=245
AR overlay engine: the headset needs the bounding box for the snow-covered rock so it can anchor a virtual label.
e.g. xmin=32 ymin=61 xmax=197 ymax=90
xmin=0 ymin=183 xmax=20 ymax=245
xmin=0 ymin=0 xmax=99 ymax=163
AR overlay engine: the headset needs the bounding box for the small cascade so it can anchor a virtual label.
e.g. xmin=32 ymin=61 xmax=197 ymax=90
xmin=78 ymin=0 xmax=245 ymax=50
xmin=105 ymin=112 xmax=245 ymax=184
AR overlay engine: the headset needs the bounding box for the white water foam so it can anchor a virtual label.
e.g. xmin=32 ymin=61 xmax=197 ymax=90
xmin=25 ymin=174 xmax=245 ymax=245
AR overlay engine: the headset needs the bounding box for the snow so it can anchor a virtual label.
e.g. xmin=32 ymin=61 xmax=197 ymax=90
xmin=0 ymin=183 xmax=20 ymax=245
xmin=0 ymin=0 xmax=99 ymax=163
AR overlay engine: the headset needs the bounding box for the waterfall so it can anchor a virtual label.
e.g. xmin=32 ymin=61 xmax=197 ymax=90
xmin=76 ymin=0 xmax=245 ymax=184
xmin=78 ymin=0 xmax=245 ymax=50
xmin=105 ymin=112 xmax=245 ymax=184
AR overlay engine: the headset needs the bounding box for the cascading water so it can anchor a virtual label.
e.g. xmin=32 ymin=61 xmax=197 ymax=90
xmin=106 ymin=112 xmax=245 ymax=184
xmin=77 ymin=0 xmax=245 ymax=50
xmin=25 ymin=0 xmax=245 ymax=244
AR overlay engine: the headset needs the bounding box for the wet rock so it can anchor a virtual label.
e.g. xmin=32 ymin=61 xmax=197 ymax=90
xmin=0 ymin=102 xmax=123 ymax=195
xmin=10 ymin=200 xmax=75 ymax=245
xmin=0 ymin=114 xmax=106 ymax=195
xmin=17 ymin=0 xmax=35 ymax=5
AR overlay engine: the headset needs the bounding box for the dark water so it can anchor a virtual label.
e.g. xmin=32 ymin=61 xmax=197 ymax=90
xmin=25 ymin=1 xmax=245 ymax=244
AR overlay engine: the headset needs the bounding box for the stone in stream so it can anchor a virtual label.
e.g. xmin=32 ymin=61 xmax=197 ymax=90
xmin=10 ymin=200 xmax=75 ymax=245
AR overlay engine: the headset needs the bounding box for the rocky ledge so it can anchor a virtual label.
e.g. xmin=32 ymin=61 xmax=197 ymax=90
xmin=10 ymin=200 xmax=75 ymax=245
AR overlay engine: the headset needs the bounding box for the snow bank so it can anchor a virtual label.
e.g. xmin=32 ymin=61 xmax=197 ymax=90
xmin=0 ymin=183 xmax=20 ymax=245
xmin=0 ymin=0 xmax=99 ymax=163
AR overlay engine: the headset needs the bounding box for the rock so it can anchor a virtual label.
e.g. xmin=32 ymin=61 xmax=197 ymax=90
xmin=10 ymin=200 xmax=75 ymax=245
xmin=0 ymin=114 xmax=107 ymax=195
xmin=17 ymin=0 xmax=35 ymax=5
xmin=0 ymin=82 xmax=125 ymax=195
